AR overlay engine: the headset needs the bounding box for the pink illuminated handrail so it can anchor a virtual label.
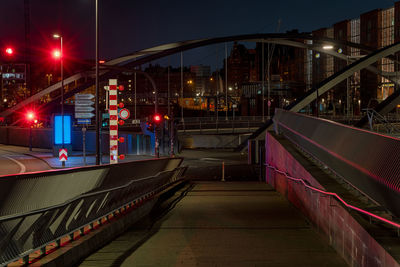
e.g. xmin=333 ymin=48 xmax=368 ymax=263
xmin=266 ymin=164 xmax=400 ymax=230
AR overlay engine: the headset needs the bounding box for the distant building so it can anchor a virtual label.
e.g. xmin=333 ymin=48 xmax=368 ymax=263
xmin=190 ymin=65 xmax=211 ymax=95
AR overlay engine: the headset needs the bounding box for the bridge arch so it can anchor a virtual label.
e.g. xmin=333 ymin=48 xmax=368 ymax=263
xmin=0 ymin=33 xmax=396 ymax=120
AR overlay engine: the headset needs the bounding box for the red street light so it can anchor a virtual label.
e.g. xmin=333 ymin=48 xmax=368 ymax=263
xmin=53 ymin=49 xmax=61 ymax=59
xmin=5 ymin=47 xmax=13 ymax=55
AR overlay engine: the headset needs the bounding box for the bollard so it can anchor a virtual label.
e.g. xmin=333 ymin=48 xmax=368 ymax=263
xmin=221 ymin=161 xmax=225 ymax=182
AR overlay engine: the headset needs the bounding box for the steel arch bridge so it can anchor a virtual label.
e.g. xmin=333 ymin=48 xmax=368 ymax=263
xmin=1 ymin=33 xmax=399 ymax=131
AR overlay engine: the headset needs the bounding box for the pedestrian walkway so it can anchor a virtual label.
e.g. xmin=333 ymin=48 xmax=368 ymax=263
xmin=79 ymin=182 xmax=347 ymax=267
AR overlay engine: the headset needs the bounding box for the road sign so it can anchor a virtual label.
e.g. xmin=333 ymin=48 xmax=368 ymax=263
xmin=75 ymin=113 xmax=95 ymax=119
xmin=119 ymin=108 xmax=130 ymax=120
xmin=75 ymin=94 xmax=94 ymax=100
xmin=75 ymin=100 xmax=94 ymax=106
xmin=75 ymin=94 xmax=95 ymax=120
xmin=77 ymin=119 xmax=91 ymax=124
xmin=59 ymin=148 xmax=68 ymax=162
xmin=75 ymin=106 xmax=95 ymax=112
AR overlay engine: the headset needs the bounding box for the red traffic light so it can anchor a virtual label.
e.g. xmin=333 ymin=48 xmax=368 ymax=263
xmin=5 ymin=47 xmax=13 ymax=56
xmin=153 ymin=114 xmax=162 ymax=123
xmin=26 ymin=111 xmax=36 ymax=122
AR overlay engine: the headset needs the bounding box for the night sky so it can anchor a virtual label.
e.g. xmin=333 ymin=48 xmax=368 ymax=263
xmin=0 ymin=0 xmax=396 ymax=67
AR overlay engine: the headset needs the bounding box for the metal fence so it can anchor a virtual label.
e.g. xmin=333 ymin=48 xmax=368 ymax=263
xmin=0 ymin=158 xmax=185 ymax=265
xmin=273 ymin=108 xmax=400 ymax=218
xmin=176 ymin=116 xmax=266 ymax=132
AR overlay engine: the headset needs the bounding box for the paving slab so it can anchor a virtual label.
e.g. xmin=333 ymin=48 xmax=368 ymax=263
xmin=80 ymin=182 xmax=347 ymax=267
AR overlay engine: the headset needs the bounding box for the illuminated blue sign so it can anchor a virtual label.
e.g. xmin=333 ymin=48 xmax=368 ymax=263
xmin=54 ymin=115 xmax=71 ymax=145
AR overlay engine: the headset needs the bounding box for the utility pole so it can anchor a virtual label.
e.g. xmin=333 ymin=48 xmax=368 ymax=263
xmin=180 ymin=52 xmax=184 ymax=125
xmin=24 ymin=0 xmax=31 ymax=97
xmin=225 ymin=42 xmax=228 ymax=120
xmin=262 ymin=42 xmax=265 ymax=122
xmin=95 ymin=0 xmax=101 ymax=165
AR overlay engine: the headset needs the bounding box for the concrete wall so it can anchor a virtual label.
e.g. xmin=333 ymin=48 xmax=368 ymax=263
xmin=265 ymin=131 xmax=399 ymax=267
xmin=178 ymin=133 xmax=249 ymax=149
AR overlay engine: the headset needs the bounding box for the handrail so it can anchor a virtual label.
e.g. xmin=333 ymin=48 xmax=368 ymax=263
xmin=0 ymin=161 xmax=186 ymax=266
xmin=0 ymin=169 xmax=177 ymax=223
xmin=266 ymin=164 xmax=400 ymax=230
xmin=273 ymin=109 xmax=400 ymax=218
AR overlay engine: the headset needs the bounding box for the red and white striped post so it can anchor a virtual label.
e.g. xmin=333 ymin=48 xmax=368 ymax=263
xmin=109 ymin=79 xmax=119 ymax=164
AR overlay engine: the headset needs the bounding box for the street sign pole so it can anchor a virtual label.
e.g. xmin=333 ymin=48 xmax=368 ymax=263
xmin=82 ymin=127 xmax=86 ymax=165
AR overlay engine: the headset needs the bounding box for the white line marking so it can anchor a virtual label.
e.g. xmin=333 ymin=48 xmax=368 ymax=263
xmin=3 ymin=155 xmax=26 ymax=173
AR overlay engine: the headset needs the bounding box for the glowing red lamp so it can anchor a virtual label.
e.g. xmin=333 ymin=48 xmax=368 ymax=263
xmin=153 ymin=114 xmax=161 ymax=123
xmin=53 ymin=49 xmax=61 ymax=59
xmin=5 ymin=47 xmax=13 ymax=55
xmin=26 ymin=111 xmax=36 ymax=122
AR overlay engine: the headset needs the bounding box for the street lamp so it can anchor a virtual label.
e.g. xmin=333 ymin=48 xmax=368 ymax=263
xmin=315 ymin=53 xmax=320 ymax=117
xmin=95 ymin=0 xmax=101 ymax=165
xmin=322 ymin=45 xmax=333 ymax=50
xmin=53 ymin=33 xmax=65 ymax=167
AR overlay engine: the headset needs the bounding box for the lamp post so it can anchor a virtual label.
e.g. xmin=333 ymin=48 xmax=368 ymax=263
xmin=95 ymin=0 xmax=101 ymax=165
xmin=315 ymin=52 xmax=320 ymax=117
xmin=53 ymin=34 xmax=65 ymax=167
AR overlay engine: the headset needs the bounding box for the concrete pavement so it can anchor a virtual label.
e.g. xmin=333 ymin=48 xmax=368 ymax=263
xmin=79 ymin=182 xmax=347 ymax=267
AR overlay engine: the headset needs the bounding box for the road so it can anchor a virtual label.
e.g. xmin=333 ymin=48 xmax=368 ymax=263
xmin=0 ymin=145 xmax=51 ymax=175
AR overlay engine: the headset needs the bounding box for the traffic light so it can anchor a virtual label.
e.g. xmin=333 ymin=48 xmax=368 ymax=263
xmin=26 ymin=111 xmax=38 ymax=127
xmin=5 ymin=47 xmax=13 ymax=56
xmin=153 ymin=114 xmax=162 ymax=124
xmin=26 ymin=111 xmax=36 ymax=122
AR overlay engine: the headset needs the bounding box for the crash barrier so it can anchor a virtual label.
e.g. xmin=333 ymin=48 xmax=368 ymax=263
xmin=0 ymin=158 xmax=184 ymax=265
xmin=273 ymin=108 xmax=400 ymax=218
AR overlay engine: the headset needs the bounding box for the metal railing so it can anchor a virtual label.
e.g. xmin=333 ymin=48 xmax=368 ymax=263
xmin=176 ymin=117 xmax=267 ymax=133
xmin=273 ymin=108 xmax=400 ymax=219
xmin=266 ymin=164 xmax=400 ymax=233
xmin=0 ymin=158 xmax=185 ymax=266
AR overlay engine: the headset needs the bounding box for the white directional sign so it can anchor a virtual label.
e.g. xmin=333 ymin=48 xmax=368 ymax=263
xmin=75 ymin=100 xmax=94 ymax=106
xmin=75 ymin=106 xmax=95 ymax=112
xmin=75 ymin=113 xmax=95 ymax=119
xmin=75 ymin=94 xmax=95 ymax=121
xmin=75 ymin=94 xmax=95 ymax=100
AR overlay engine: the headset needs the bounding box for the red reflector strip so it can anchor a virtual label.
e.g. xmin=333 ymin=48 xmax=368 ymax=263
xmin=110 ymin=115 xmax=118 ymax=120
xmin=109 ymin=85 xmax=117 ymax=90
xmin=109 ymin=95 xmax=117 ymax=100
xmin=110 ymin=125 xmax=118 ymax=130
xmin=109 ymin=105 xmax=117 ymax=110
